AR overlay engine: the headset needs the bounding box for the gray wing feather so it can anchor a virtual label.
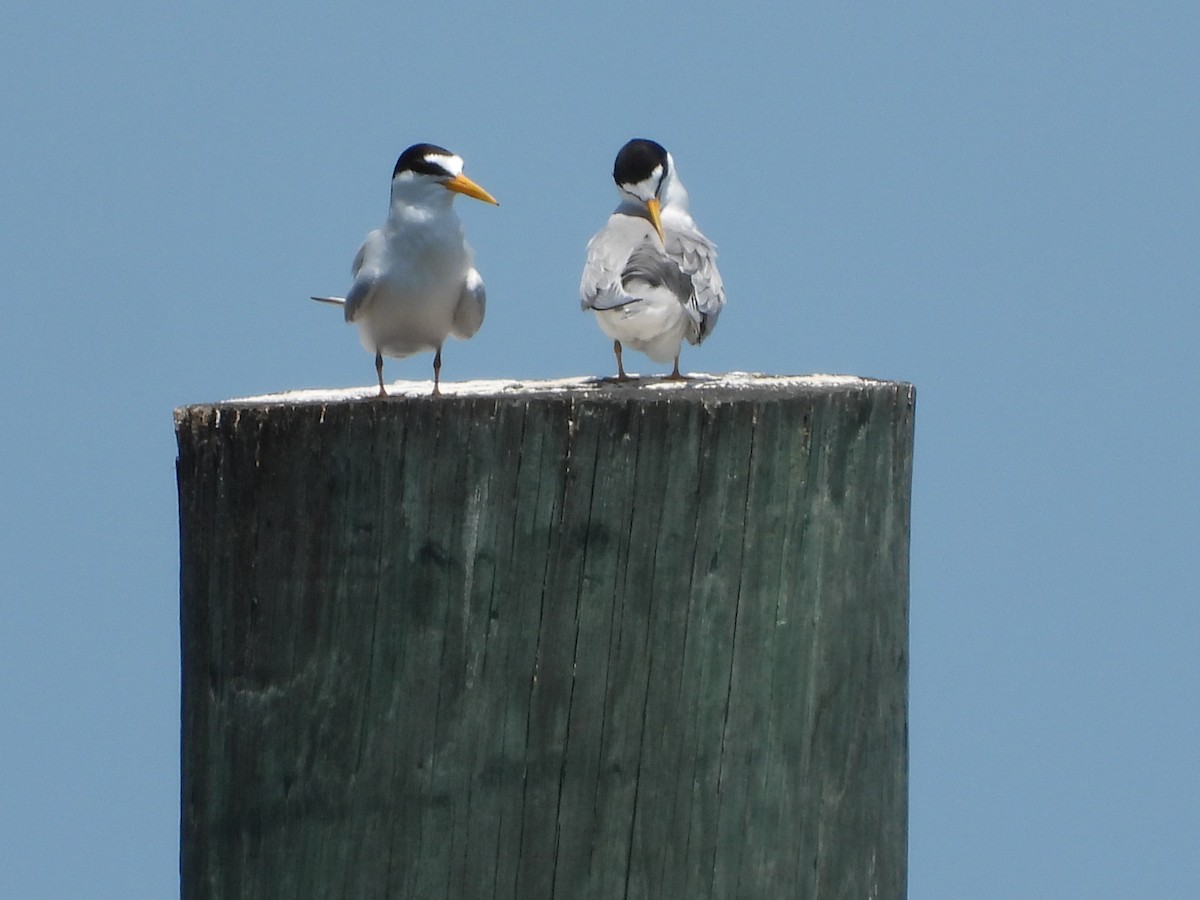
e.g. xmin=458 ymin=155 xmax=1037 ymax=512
xmin=452 ymin=268 xmax=486 ymax=339
xmin=622 ymin=242 xmax=695 ymax=300
xmin=342 ymin=230 xmax=386 ymax=323
xmin=342 ymin=274 xmax=378 ymax=323
xmin=666 ymin=224 xmax=725 ymax=344
xmin=580 ymin=216 xmax=649 ymax=311
xmin=351 ymin=242 xmax=368 ymax=279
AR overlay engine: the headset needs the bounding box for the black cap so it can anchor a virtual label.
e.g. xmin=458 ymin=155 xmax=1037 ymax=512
xmin=613 ymin=138 xmax=668 ymax=188
xmin=393 ymin=143 xmax=456 ymax=179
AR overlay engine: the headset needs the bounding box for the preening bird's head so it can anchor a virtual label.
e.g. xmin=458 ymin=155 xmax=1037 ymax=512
xmin=612 ymin=138 xmax=675 ymax=243
xmin=391 ymin=143 xmax=499 ymax=206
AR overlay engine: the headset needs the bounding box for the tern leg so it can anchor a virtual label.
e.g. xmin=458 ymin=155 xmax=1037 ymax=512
xmin=432 ymin=347 xmax=443 ymax=397
xmin=614 ymin=340 xmax=631 ymax=382
xmin=375 ymin=351 xmax=387 ymax=397
xmin=665 ymin=354 xmax=686 ymax=381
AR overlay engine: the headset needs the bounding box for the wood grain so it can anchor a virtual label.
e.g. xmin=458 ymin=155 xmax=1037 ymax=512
xmin=176 ymin=377 xmax=914 ymax=899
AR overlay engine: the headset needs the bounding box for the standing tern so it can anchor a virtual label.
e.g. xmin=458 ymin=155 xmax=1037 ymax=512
xmin=580 ymin=138 xmax=725 ymax=381
xmin=312 ymin=143 xmax=498 ymax=396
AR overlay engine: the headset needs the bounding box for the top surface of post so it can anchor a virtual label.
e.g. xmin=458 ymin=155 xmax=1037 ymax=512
xmin=174 ymin=372 xmax=913 ymax=417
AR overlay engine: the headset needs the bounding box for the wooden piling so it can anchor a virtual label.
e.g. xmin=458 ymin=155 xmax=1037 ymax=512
xmin=175 ymin=374 xmax=914 ymax=899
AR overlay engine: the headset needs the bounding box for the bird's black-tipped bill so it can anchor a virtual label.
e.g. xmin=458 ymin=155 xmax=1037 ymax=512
xmin=443 ymin=173 xmax=499 ymax=205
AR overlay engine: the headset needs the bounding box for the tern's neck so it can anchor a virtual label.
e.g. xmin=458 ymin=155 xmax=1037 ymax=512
xmin=660 ymin=169 xmax=690 ymax=214
xmin=388 ymin=183 xmax=456 ymax=223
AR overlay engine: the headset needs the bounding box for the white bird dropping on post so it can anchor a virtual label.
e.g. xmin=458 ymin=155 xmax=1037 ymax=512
xmin=579 ymin=138 xmax=726 ymax=381
xmin=312 ymin=143 xmax=498 ymax=397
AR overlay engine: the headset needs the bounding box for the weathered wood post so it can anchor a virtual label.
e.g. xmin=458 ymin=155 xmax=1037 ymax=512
xmin=176 ymin=374 xmax=914 ymax=899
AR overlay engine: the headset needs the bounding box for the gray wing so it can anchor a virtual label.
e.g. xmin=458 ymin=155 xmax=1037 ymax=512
xmin=342 ymin=230 xmax=386 ymax=323
xmin=342 ymin=274 xmax=379 ymax=323
xmin=580 ymin=215 xmax=656 ymax=311
xmin=451 ymin=267 xmax=486 ymax=339
xmin=622 ymin=241 xmax=695 ymax=301
xmin=665 ymin=223 xmax=725 ymax=344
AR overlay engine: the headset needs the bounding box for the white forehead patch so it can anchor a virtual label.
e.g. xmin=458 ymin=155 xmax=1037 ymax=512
xmin=425 ymin=153 xmax=463 ymax=177
xmin=395 ymin=152 xmax=465 ymax=183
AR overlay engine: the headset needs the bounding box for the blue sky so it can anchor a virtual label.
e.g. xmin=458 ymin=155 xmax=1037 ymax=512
xmin=2 ymin=2 xmax=1197 ymax=896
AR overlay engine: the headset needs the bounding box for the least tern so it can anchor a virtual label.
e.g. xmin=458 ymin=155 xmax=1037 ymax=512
xmin=312 ymin=143 xmax=498 ymax=396
xmin=580 ymin=138 xmax=725 ymax=380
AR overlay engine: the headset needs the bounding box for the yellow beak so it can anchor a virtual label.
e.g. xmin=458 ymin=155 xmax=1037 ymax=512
xmin=646 ymin=198 xmax=665 ymax=244
xmin=443 ymin=172 xmax=499 ymax=205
